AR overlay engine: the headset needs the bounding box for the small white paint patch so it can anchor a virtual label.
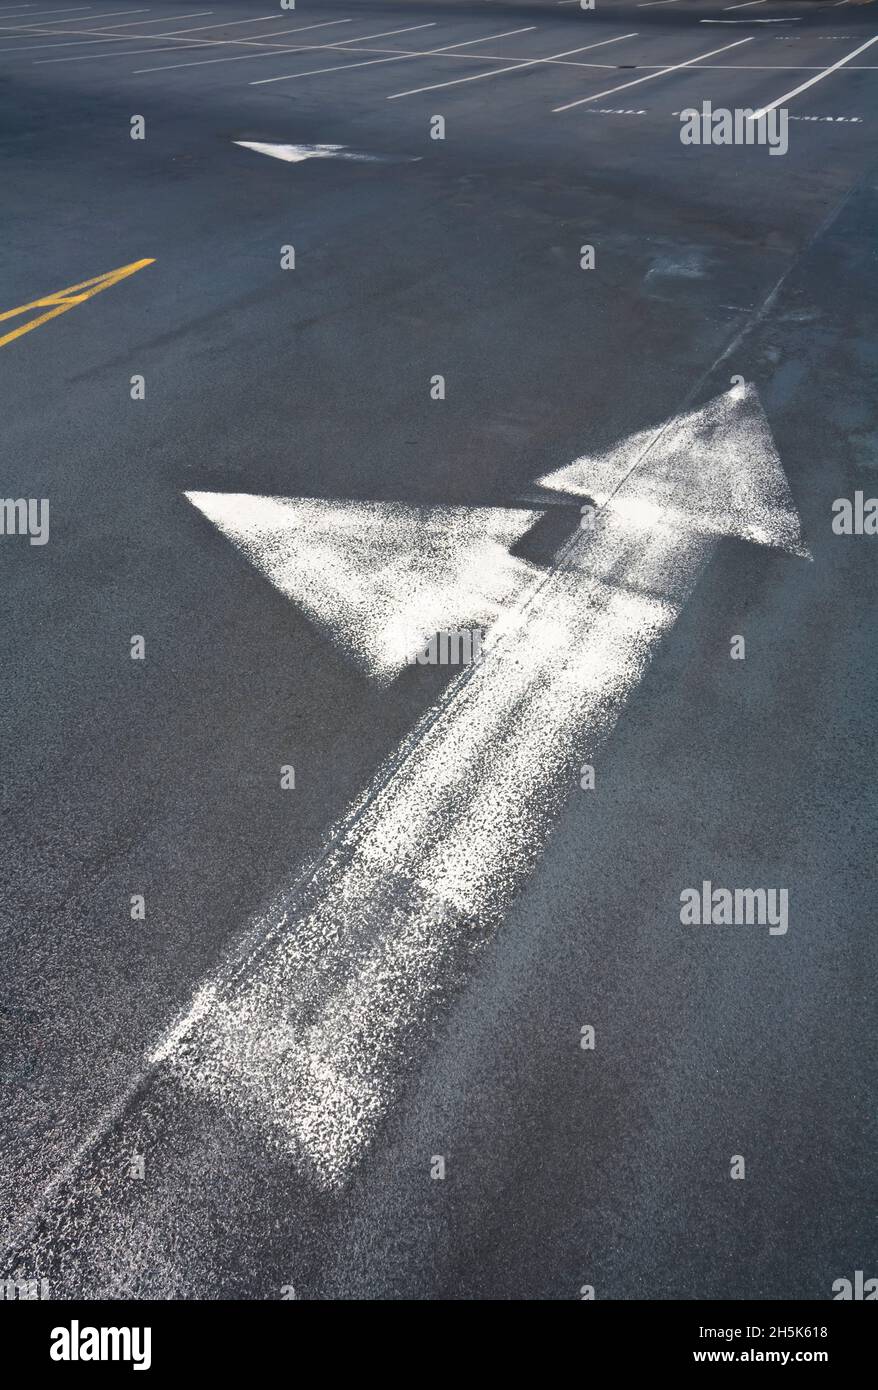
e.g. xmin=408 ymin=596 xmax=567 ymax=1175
xmin=185 ymin=493 xmax=541 ymax=682
xmin=646 ymin=252 xmax=708 ymax=281
xmin=581 ymin=107 xmax=648 ymax=116
xmin=157 ymin=388 xmax=806 ymax=1189
xmin=788 ymin=113 xmax=863 ymax=121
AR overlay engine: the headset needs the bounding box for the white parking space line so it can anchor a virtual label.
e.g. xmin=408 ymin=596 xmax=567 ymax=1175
xmin=0 ymin=9 xmax=210 ymax=51
xmin=669 ymin=62 xmax=877 ymax=70
xmin=6 ymin=3 xmax=93 ymax=12
xmin=273 ymin=45 xmax=617 ymax=77
xmin=143 ymin=12 xmax=276 ymax=32
xmin=637 ymin=1 xmax=680 ymax=7
xmin=246 ymin=21 xmax=440 ymax=81
xmin=99 ymin=11 xmax=292 ymax=34
xmin=553 ymin=36 xmax=753 ymax=110
xmin=338 ymin=23 xmax=439 ymax=45
xmin=84 ymin=8 xmax=208 ymax=25
xmin=0 ymin=5 xmax=136 ymax=26
xmin=724 ymin=0 xmax=766 ymax=8
xmin=34 ymin=40 xmax=211 ymax=58
xmin=226 ymin=34 xmax=826 ymax=88
xmin=250 ymin=24 xmax=535 ymax=87
xmin=132 ymin=21 xmax=452 ymax=76
xmin=0 ymin=7 xmax=147 ymax=31
xmin=120 ymin=40 xmax=849 ymax=80
xmin=33 ymin=16 xmax=351 ymax=60
xmin=750 ymin=32 xmax=878 ymax=117
xmin=386 ymin=32 xmax=637 ymax=100
xmin=387 ymin=51 xmax=868 ymax=73
xmin=0 ymin=26 xmax=204 ymax=51
xmin=130 ymin=22 xmax=371 ymax=73
xmin=0 ymin=4 xmax=92 ymax=21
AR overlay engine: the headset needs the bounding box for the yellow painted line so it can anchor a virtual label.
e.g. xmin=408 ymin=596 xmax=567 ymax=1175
xmin=0 ymin=257 xmax=154 ymax=349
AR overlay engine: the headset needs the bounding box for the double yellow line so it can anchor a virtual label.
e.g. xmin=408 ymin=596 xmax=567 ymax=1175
xmin=0 ymin=257 xmax=154 ymax=349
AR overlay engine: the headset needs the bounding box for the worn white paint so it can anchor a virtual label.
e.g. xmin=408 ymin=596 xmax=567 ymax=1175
xmin=161 ymin=386 xmax=806 ymax=1188
xmin=233 ymin=141 xmax=385 ymax=163
xmin=536 ymin=383 xmax=809 ymax=557
xmin=185 ymin=493 xmax=541 ymax=680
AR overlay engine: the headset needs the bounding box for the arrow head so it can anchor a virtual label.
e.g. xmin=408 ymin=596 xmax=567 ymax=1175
xmin=537 ymin=384 xmax=809 ymax=557
xmin=185 ymin=493 xmax=541 ymax=683
xmin=234 ymin=141 xmax=350 ymax=164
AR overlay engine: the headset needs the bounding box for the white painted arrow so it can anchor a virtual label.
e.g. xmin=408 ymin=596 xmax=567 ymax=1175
xmin=234 ymin=142 xmax=361 ymax=164
xmin=185 ymin=493 xmax=542 ymax=682
xmin=234 ymin=141 xmax=413 ymax=165
xmin=159 ymin=385 xmax=806 ymax=1188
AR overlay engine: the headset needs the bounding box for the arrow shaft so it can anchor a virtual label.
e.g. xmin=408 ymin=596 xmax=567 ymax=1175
xmin=154 ymin=505 xmax=716 ymax=1186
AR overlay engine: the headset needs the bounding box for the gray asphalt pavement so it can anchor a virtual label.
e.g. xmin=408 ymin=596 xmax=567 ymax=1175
xmin=0 ymin=0 xmax=876 ymax=1299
